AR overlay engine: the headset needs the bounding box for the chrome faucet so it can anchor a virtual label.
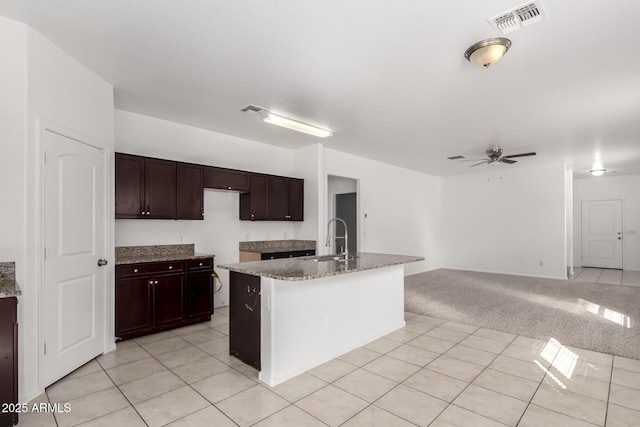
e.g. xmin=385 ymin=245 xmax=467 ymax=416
xmin=326 ymin=217 xmax=349 ymax=260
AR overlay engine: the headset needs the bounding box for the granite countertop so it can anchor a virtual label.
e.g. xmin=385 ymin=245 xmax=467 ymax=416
xmin=0 ymin=262 xmax=21 ymax=298
xmin=218 ymin=252 xmax=424 ymax=281
xmin=115 ymin=244 xmax=214 ymax=265
xmin=239 ymin=240 xmax=317 ymax=253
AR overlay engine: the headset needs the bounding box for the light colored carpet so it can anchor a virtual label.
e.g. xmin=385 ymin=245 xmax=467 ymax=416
xmin=405 ymin=269 xmax=640 ymax=359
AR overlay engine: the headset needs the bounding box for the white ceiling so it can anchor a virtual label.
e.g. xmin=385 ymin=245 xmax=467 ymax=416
xmin=2 ymin=0 xmax=639 ymax=178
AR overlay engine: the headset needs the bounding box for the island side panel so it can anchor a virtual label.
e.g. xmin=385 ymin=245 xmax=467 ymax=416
xmin=259 ymin=264 xmax=405 ymax=386
xmin=229 ymin=272 xmax=261 ymax=369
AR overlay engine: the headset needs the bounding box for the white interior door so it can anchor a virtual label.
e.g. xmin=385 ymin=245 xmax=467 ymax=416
xmin=44 ymin=129 xmax=106 ymax=387
xmin=581 ymin=200 xmax=623 ymax=269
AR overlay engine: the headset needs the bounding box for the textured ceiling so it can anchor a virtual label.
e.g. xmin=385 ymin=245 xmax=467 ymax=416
xmin=1 ymin=0 xmax=639 ymax=177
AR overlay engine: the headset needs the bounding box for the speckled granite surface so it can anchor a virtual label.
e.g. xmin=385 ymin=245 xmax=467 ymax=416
xmin=0 ymin=262 xmax=21 ymax=298
xmin=218 ymin=252 xmax=423 ymax=281
xmin=115 ymin=244 xmax=214 ymax=265
xmin=239 ymin=240 xmax=317 ymax=253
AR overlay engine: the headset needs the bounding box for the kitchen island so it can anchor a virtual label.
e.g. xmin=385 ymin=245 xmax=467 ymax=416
xmin=217 ymin=252 xmax=423 ymax=386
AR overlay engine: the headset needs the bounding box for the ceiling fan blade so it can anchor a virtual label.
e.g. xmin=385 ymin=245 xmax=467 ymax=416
xmin=458 ymin=158 xmax=487 ymax=162
xmin=470 ymin=160 xmax=489 ymax=167
xmin=502 ymin=152 xmax=536 ymax=159
xmin=501 ymin=158 xmax=517 ymax=164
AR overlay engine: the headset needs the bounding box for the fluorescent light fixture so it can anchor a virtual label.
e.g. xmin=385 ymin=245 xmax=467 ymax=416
xmin=262 ymin=111 xmax=333 ymax=138
xmin=589 ymin=169 xmax=606 ymax=176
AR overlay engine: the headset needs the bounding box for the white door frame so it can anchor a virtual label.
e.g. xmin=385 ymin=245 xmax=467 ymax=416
xmin=35 ymin=118 xmax=114 ymax=392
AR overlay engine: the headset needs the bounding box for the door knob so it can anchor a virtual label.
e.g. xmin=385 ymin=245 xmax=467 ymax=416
xmin=97 ymin=259 xmax=108 ymax=267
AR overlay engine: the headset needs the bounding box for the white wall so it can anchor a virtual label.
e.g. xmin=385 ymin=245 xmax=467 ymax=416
xmin=441 ymin=164 xmax=567 ymax=279
xmin=0 ymin=20 xmax=115 ymax=402
xmin=291 ymin=144 xmax=322 ymax=242
xmin=323 ymin=148 xmax=441 ymax=275
xmin=573 ymin=174 xmax=640 ymax=271
xmin=0 ymin=17 xmax=27 ymax=285
xmin=0 ymin=19 xmax=28 ymax=401
xmin=114 ymin=110 xmax=302 ymax=307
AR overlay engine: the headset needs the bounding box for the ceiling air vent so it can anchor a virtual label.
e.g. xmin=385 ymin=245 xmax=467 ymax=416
xmin=240 ymin=104 xmax=266 ymax=115
xmin=488 ymin=1 xmax=547 ymax=35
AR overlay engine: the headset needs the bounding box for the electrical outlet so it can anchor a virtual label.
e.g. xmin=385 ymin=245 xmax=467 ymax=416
xmin=325 ymin=316 xmax=335 ymax=329
xmin=538 ymin=261 xmax=544 ymax=267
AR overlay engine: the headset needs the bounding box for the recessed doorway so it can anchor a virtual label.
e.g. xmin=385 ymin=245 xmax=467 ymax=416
xmin=327 ymin=175 xmax=358 ymax=254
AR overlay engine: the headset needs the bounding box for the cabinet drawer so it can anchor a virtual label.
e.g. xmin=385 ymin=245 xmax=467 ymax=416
xmin=118 ymin=261 xmax=184 ymax=277
xmin=186 ymin=258 xmax=213 ymax=271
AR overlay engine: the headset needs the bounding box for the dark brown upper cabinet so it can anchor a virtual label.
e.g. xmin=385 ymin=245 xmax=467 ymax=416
xmin=267 ymin=176 xmax=304 ymax=221
xmin=177 ymin=163 xmax=204 ymax=220
xmin=115 ymin=153 xmax=145 ymax=218
xmin=240 ymin=174 xmax=269 ymax=220
xmin=287 ymin=178 xmax=304 ymax=221
xmin=204 ymin=166 xmax=250 ymax=192
xmin=240 ymin=174 xmax=304 ymax=221
xmin=116 ymin=152 xmax=304 ymax=222
xmin=268 ymin=176 xmax=288 ymax=220
xmin=145 ymin=158 xmax=177 ymax=219
xmin=116 ymin=153 xmax=176 ymax=219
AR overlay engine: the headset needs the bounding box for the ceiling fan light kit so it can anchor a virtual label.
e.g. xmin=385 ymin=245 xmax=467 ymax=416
xmin=448 ymin=147 xmax=536 ymax=167
xmin=464 ymin=37 xmax=512 ymax=68
xmin=589 ymin=169 xmax=607 ymax=176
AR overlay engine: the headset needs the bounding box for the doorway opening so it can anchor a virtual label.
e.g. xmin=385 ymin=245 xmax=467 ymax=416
xmin=327 ymin=175 xmax=358 ymax=254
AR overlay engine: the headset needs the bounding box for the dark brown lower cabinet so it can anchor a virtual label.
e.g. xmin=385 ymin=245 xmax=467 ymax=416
xmin=187 ymin=271 xmax=213 ymax=318
xmin=152 ymin=274 xmax=185 ymax=327
xmin=116 ymin=258 xmax=214 ymax=341
xmin=260 ymin=250 xmax=315 ymax=260
xmin=0 ymin=297 xmax=18 ymax=427
xmin=115 ymin=276 xmax=153 ymax=337
xmin=229 ymin=272 xmax=261 ymax=370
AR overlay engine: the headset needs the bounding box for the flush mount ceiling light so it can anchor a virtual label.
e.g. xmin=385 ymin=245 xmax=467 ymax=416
xmin=240 ymin=105 xmax=333 ymax=138
xmin=464 ymin=37 xmax=512 ymax=68
xmin=589 ymin=169 xmax=607 ymax=176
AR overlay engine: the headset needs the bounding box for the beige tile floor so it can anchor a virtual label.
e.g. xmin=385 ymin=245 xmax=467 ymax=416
xmin=19 ymin=307 xmax=640 ymax=426
xmin=571 ymin=267 xmax=640 ymax=287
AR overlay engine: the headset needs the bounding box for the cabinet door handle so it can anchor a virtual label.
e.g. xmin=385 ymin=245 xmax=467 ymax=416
xmin=134 ymin=268 xmax=138 ymax=273
xmin=199 ymin=262 xmax=203 ymax=266
xmin=149 ymin=280 xmax=153 ymax=285
xmin=141 ymin=211 xmax=145 ymax=215
xmin=169 ymin=266 xmax=173 ymax=269
xmin=154 ymin=280 xmax=158 ymax=284
xmin=227 ymin=186 xmax=232 ymax=190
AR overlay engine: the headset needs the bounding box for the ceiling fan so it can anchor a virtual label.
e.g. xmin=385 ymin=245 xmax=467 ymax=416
xmin=448 ymin=147 xmax=536 ymax=167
